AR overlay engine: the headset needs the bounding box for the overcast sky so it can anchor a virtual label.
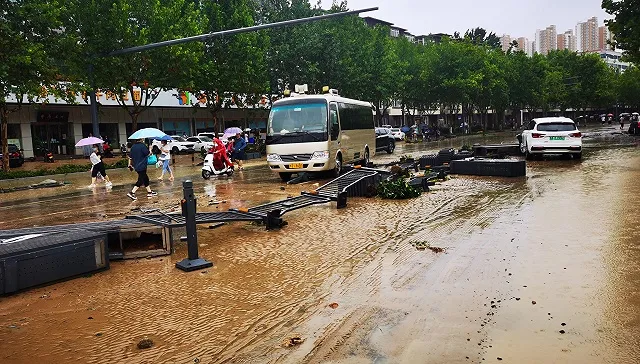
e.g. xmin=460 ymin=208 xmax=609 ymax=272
xmin=321 ymin=0 xmax=611 ymax=39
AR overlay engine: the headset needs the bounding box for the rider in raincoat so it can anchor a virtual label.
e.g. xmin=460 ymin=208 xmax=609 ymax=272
xmin=209 ymin=137 xmax=233 ymax=171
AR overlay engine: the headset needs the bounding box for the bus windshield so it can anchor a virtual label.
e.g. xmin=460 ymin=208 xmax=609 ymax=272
xmin=268 ymin=103 xmax=328 ymax=136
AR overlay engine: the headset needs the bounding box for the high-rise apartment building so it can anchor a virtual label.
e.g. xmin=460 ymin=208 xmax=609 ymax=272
xmin=535 ymin=25 xmax=557 ymax=55
xmin=598 ymin=26 xmax=612 ymax=51
xmin=576 ymin=17 xmax=599 ymax=52
xmin=557 ymin=30 xmax=576 ymax=51
xmin=515 ymin=37 xmax=534 ymax=56
xmin=500 ymin=34 xmax=512 ymax=52
xmin=557 ymin=34 xmax=565 ymax=50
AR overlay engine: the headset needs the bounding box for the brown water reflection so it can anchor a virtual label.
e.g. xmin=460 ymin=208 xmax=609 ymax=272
xmin=0 ymin=129 xmax=639 ymax=364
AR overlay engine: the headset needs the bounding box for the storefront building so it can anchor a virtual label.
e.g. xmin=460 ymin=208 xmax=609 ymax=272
xmin=5 ymin=89 xmax=269 ymax=158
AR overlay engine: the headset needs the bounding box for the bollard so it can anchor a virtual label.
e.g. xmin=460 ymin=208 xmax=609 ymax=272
xmin=266 ymin=210 xmax=285 ymax=230
xmin=175 ymin=180 xmax=213 ymax=272
xmin=336 ymin=191 xmax=348 ymax=209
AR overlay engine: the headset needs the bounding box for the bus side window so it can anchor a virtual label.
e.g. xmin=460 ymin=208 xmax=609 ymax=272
xmin=330 ymin=103 xmax=339 ymax=140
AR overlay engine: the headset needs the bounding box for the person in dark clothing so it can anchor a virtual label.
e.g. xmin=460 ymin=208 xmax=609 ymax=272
xmin=127 ymin=139 xmax=157 ymax=201
xmin=232 ymin=132 xmax=247 ymax=170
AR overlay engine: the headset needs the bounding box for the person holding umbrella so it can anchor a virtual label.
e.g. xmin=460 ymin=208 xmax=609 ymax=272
xmin=126 ymin=139 xmax=157 ymax=200
xmin=75 ymin=136 xmax=112 ymax=188
xmin=89 ymin=144 xmax=112 ymax=188
xmin=126 ymin=128 xmax=166 ymax=200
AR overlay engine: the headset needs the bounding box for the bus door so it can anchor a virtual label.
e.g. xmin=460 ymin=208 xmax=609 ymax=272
xmin=329 ymin=102 xmax=342 ymax=160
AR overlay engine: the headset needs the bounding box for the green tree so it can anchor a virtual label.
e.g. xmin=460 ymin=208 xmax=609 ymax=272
xmin=0 ymin=0 xmax=74 ymax=170
xmin=603 ymin=0 xmax=640 ymax=64
xmin=464 ymin=27 xmax=501 ymax=49
xmin=617 ymin=66 xmax=640 ymax=109
xmin=64 ymin=0 xmax=203 ymax=131
xmin=192 ymin=0 xmax=269 ymax=132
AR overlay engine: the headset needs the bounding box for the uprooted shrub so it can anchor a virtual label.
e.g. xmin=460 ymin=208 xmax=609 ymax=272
xmin=377 ymin=179 xmax=422 ymax=199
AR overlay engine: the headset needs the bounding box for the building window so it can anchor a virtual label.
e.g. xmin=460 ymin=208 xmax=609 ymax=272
xmin=5 ymin=124 xmax=22 ymax=148
xmin=390 ymin=29 xmax=399 ymax=37
xmin=81 ymin=123 xmax=119 ymax=144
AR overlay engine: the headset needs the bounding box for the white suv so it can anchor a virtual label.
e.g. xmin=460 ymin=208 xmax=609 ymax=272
xmin=186 ymin=136 xmax=215 ymax=153
xmin=151 ymin=136 xmax=195 ymax=154
xmin=518 ymin=117 xmax=583 ymax=160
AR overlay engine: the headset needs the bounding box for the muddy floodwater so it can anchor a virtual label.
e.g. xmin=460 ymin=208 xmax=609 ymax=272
xmin=1 ymin=127 xmax=640 ymax=363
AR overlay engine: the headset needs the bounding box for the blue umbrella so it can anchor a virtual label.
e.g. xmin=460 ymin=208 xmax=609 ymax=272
xmin=154 ymin=135 xmax=174 ymax=141
xmin=401 ymin=126 xmax=411 ymax=132
xmin=128 ymin=127 xmax=166 ymax=140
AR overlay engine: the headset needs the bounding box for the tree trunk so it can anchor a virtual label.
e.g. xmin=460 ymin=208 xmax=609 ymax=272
xmin=1 ymin=108 xmax=9 ymax=171
xmin=131 ymin=112 xmax=139 ymax=132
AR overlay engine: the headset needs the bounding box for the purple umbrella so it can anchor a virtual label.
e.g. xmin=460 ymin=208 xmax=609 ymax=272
xmin=75 ymin=136 xmax=105 ymax=147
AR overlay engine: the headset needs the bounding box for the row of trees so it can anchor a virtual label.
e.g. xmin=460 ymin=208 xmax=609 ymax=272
xmin=2 ymin=0 xmax=640 ymax=169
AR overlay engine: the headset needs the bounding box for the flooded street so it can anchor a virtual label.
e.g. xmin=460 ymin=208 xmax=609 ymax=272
xmin=1 ymin=127 xmax=640 ymax=363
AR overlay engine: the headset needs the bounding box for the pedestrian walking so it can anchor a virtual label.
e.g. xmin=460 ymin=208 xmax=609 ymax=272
xmin=232 ymin=132 xmax=247 ymax=170
xmin=620 ymin=115 xmax=625 ymax=130
xmin=127 ymin=139 xmax=157 ymax=201
xmin=88 ymin=144 xmax=112 ymax=188
xmin=158 ymin=140 xmax=174 ymax=181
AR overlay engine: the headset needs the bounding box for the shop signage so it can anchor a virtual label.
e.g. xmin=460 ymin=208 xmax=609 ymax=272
xmin=36 ymin=111 xmax=69 ymax=123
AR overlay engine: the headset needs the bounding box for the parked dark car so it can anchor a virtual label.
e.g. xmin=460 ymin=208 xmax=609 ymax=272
xmin=0 ymin=144 xmax=25 ymax=168
xmin=375 ymin=128 xmax=395 ymax=154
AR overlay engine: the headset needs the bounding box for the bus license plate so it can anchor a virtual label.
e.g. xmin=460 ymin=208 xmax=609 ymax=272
xmin=550 ymin=136 xmax=565 ymax=141
xmin=289 ymin=163 xmax=303 ymax=169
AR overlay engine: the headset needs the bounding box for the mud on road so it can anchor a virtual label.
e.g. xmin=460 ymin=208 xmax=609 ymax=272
xmin=1 ymin=128 xmax=640 ymax=363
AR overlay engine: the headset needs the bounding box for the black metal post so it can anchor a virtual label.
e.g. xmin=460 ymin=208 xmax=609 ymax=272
xmin=176 ymin=180 xmax=213 ymax=272
xmin=336 ymin=191 xmax=348 ymax=209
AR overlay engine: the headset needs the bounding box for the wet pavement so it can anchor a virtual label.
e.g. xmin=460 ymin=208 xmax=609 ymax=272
xmin=1 ymin=126 xmax=640 ymax=363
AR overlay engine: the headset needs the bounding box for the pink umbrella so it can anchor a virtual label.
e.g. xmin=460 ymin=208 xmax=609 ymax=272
xmin=75 ymin=136 xmax=105 ymax=147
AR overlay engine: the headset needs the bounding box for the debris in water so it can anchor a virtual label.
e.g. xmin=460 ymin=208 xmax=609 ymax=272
xmin=328 ymin=303 xmax=339 ymax=309
xmin=282 ymin=334 xmax=305 ymax=347
xmin=280 ymin=186 xmax=285 ymax=191
xmin=559 ymin=330 xmax=566 ymax=334
xmin=532 ymin=301 xmax=537 ymax=305
xmin=411 ymin=241 xmax=445 ymax=253
xmin=497 ymin=357 xmax=503 ymax=361
xmin=137 ymin=338 xmax=154 ymax=349
xmin=561 ymin=323 xmax=566 ymax=326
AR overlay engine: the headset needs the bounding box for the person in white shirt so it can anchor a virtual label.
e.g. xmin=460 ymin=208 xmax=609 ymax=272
xmin=158 ymin=140 xmax=174 ymax=181
xmin=89 ymin=144 xmax=112 ymax=188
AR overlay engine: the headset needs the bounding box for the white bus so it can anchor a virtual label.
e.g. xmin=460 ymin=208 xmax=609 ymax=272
xmin=266 ymin=90 xmax=375 ymax=182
